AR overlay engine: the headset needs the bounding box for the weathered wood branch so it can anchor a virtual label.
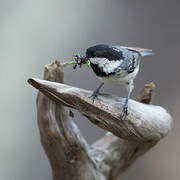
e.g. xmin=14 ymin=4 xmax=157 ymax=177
xmin=35 ymin=62 xmax=101 ymax=180
xmin=28 ymin=77 xmax=172 ymax=141
xmin=28 ymin=61 xmax=173 ymax=180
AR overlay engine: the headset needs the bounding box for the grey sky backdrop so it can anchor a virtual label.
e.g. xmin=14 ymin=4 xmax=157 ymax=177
xmin=0 ymin=0 xmax=180 ymax=179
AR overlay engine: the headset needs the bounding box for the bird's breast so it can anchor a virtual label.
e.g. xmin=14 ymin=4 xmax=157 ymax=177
xmin=98 ymin=65 xmax=140 ymax=85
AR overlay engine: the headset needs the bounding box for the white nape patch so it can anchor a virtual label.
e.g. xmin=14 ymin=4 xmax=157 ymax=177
xmin=90 ymin=57 xmax=123 ymax=74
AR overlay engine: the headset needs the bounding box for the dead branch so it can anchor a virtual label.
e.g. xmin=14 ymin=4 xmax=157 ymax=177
xmin=28 ymin=60 xmax=173 ymax=180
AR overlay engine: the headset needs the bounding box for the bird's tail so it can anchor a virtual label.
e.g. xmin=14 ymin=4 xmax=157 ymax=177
xmin=139 ymin=49 xmax=153 ymax=56
xmin=121 ymin=46 xmax=153 ymax=56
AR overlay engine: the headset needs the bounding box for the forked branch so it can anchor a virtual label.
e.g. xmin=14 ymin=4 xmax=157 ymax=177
xmin=28 ymin=61 xmax=173 ymax=180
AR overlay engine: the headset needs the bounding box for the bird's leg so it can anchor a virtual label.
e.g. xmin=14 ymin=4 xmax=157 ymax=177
xmin=90 ymin=82 xmax=104 ymax=101
xmin=121 ymin=90 xmax=132 ymax=120
xmin=121 ymin=82 xmax=134 ymax=120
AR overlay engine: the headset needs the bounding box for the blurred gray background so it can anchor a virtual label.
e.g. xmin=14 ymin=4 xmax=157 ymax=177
xmin=0 ymin=0 xmax=179 ymax=179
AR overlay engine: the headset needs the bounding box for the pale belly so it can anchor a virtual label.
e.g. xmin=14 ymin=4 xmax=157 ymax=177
xmin=98 ymin=65 xmax=139 ymax=85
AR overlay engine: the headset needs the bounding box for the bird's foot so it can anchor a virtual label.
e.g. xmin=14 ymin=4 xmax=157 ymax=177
xmin=121 ymin=105 xmax=129 ymax=120
xmin=89 ymin=82 xmax=104 ymax=102
xmin=90 ymin=91 xmax=99 ymax=102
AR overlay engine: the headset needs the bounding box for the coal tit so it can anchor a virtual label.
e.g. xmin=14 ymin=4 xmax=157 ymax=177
xmin=74 ymin=44 xmax=153 ymax=120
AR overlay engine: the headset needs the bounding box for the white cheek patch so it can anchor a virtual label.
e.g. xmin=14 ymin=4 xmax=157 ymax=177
xmin=90 ymin=58 xmax=123 ymax=74
xmin=90 ymin=57 xmax=109 ymax=65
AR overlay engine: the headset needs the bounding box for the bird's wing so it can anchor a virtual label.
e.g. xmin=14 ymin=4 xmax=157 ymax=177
xmin=111 ymin=46 xmax=140 ymax=73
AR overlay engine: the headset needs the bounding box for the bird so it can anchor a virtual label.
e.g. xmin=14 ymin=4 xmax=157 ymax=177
xmin=73 ymin=44 xmax=153 ymax=120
